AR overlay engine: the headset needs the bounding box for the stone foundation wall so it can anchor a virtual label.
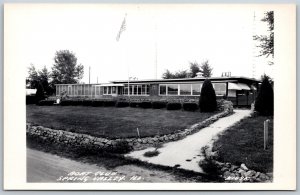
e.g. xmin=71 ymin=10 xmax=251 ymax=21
xmin=27 ymin=100 xmax=234 ymax=151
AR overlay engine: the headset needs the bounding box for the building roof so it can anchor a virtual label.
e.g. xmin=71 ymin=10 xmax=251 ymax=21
xmin=111 ymin=76 xmax=260 ymax=84
xmin=55 ymin=76 xmax=260 ymax=86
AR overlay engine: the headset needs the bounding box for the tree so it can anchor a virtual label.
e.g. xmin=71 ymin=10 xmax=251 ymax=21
xmin=174 ymin=70 xmax=190 ymax=78
xmin=253 ymin=11 xmax=274 ymax=65
xmin=200 ymin=60 xmax=213 ymax=77
xmin=51 ymin=50 xmax=84 ymax=84
xmin=35 ymin=81 xmax=46 ymax=104
xmin=162 ymin=69 xmax=175 ymax=79
xmin=38 ymin=66 xmax=54 ymax=95
xmin=199 ymin=79 xmax=217 ymax=112
xmin=27 ymin=64 xmax=39 ymax=89
xmin=254 ymin=74 xmax=274 ymax=116
xmin=162 ymin=69 xmax=190 ymax=79
xmin=189 ymin=61 xmax=201 ymax=78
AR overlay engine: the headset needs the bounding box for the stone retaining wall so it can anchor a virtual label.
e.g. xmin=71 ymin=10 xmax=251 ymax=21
xmin=27 ymin=100 xmax=234 ymax=152
xmin=201 ymin=128 xmax=272 ymax=183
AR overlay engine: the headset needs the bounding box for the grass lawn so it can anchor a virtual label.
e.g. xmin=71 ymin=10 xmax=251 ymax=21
xmin=212 ymin=114 xmax=273 ymax=173
xmin=27 ymin=105 xmax=217 ymax=139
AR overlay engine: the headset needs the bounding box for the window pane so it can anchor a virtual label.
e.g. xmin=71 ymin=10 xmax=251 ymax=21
xmin=112 ymin=86 xmax=116 ymax=94
xmin=96 ymin=86 xmax=99 ymax=95
xmin=133 ymin=85 xmax=138 ymax=95
xmin=213 ymin=83 xmax=226 ymax=96
xmin=159 ymin=85 xmax=166 ymax=95
xmin=180 ymin=84 xmax=191 ymax=95
xmin=192 ymin=84 xmax=201 ymax=95
xmin=104 ymin=87 xmax=107 ymax=94
xmin=167 ymin=84 xmax=178 ymax=95
xmin=77 ymin=85 xmax=81 ymax=95
xmin=146 ymin=85 xmax=150 ymax=94
xmin=142 ymin=85 xmax=146 ymax=95
xmin=124 ymin=87 xmax=128 ymax=95
xmin=108 ymin=87 xmax=111 ymax=94
xmin=138 ymin=85 xmax=142 ymax=95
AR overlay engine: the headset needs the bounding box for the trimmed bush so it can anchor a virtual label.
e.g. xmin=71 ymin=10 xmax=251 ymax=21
xmin=129 ymin=102 xmax=139 ymax=107
xmin=71 ymin=100 xmax=83 ymax=106
xmin=199 ymin=79 xmax=217 ymax=112
xmin=60 ymin=100 xmax=74 ymax=106
xmin=109 ymin=140 xmax=132 ymax=154
xmin=255 ymin=75 xmax=274 ymax=116
xmin=35 ymin=82 xmax=46 ymax=105
xmin=26 ymin=95 xmax=36 ymax=105
xmin=38 ymin=99 xmax=55 ymax=106
xmin=103 ymin=100 xmax=116 ymax=107
xmin=82 ymin=100 xmax=93 ymax=106
xmin=92 ymin=100 xmax=104 ymax=107
xmin=183 ymin=102 xmax=198 ymax=111
xmin=166 ymin=102 xmax=182 ymax=110
xmin=152 ymin=101 xmax=167 ymax=109
xmin=116 ymin=101 xmax=129 ymax=107
xmin=139 ymin=101 xmax=152 ymax=109
xmin=143 ymin=150 xmax=160 ymax=157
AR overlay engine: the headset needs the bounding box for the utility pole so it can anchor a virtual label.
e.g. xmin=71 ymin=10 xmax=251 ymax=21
xmin=252 ymin=12 xmax=257 ymax=79
xmin=89 ymin=66 xmax=91 ymax=84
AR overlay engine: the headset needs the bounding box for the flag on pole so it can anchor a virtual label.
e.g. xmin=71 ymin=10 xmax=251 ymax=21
xmin=116 ymin=14 xmax=127 ymax=41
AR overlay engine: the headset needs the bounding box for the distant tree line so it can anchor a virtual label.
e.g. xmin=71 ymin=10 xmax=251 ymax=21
xmin=162 ymin=60 xmax=213 ymax=79
xmin=27 ymin=50 xmax=84 ymax=99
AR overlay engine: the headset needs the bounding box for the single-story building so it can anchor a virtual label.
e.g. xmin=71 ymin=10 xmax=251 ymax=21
xmin=55 ymin=76 xmax=260 ymax=106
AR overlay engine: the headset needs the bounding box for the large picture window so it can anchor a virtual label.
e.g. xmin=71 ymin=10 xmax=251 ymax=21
xmin=168 ymin=84 xmax=179 ymax=95
xmin=180 ymin=84 xmax=191 ymax=95
xmin=159 ymin=83 xmax=204 ymax=96
xmin=213 ymin=83 xmax=226 ymax=96
xmin=123 ymin=84 xmax=150 ymax=96
xmin=192 ymin=84 xmax=202 ymax=95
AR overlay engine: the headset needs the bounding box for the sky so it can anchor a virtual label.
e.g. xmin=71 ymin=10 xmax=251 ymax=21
xmin=7 ymin=4 xmax=274 ymax=84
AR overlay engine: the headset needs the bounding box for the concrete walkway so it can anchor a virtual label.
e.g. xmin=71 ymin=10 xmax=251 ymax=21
xmin=125 ymin=109 xmax=252 ymax=173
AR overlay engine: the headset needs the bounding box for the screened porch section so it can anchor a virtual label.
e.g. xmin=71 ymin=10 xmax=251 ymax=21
xmin=56 ymin=84 xmax=102 ymax=98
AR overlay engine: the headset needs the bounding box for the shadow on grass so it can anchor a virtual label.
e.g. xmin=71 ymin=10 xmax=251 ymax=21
xmin=27 ymin=135 xmax=220 ymax=182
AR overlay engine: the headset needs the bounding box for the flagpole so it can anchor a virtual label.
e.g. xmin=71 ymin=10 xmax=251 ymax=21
xmin=116 ymin=13 xmax=128 ymax=96
xmin=155 ymin=23 xmax=158 ymax=79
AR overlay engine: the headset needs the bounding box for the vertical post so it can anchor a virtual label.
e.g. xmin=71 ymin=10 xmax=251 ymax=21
xmin=225 ymin=82 xmax=228 ymax=99
xmin=128 ymin=77 xmax=130 ymax=97
xmin=89 ymin=66 xmax=91 ymax=84
xmin=137 ymin=128 xmax=140 ymax=138
xmin=264 ymin=119 xmax=269 ymax=150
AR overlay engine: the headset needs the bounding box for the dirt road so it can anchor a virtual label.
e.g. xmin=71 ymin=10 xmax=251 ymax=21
xmin=27 ymin=148 xmax=187 ymax=183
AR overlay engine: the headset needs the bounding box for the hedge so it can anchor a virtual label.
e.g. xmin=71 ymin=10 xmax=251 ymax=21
xmin=152 ymin=101 xmax=167 ymax=109
xmin=26 ymin=95 xmax=36 ymax=105
xmin=166 ymin=102 xmax=182 ymax=110
xmin=103 ymin=100 xmax=116 ymax=107
xmin=92 ymin=100 xmax=104 ymax=107
xmin=139 ymin=101 xmax=152 ymax=109
xmin=71 ymin=100 xmax=83 ymax=106
xmin=60 ymin=100 xmax=74 ymax=106
xmin=116 ymin=101 xmax=130 ymax=107
xmin=183 ymin=102 xmax=198 ymax=111
xmin=38 ymin=99 xmax=55 ymax=106
xmin=82 ymin=100 xmax=93 ymax=106
xmin=129 ymin=102 xmax=139 ymax=108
